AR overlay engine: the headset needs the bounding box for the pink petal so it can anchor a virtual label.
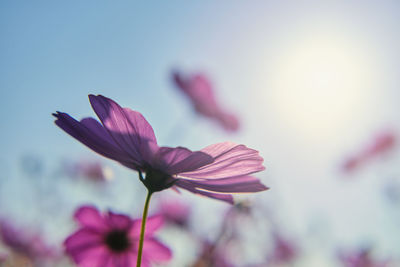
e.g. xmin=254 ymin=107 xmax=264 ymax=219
xmin=191 ymin=74 xmax=218 ymax=108
xmin=179 ymin=142 xmax=265 ymax=180
xmin=216 ymin=111 xmax=240 ymax=131
xmin=144 ymin=215 xmax=164 ymax=235
xmin=175 ymin=180 xmax=234 ymax=204
xmin=106 ymin=212 xmax=132 ymax=230
xmin=140 ymin=258 xmax=151 ymax=267
xmin=53 ymin=113 xmax=137 ymax=168
xmin=153 ymin=147 xmax=213 ymax=174
xmin=89 ymin=94 xmax=158 ymax=166
xmin=64 ymin=228 xmax=103 ymax=255
xmin=126 ymin=251 xmax=138 ymax=267
xmin=142 ymin=238 xmax=172 ymax=262
xmin=182 ymin=175 xmax=268 ymax=194
xmin=65 ymin=236 xmax=107 ymax=267
xmin=109 ymin=254 xmax=129 ymax=267
xmin=130 ymin=215 xmax=164 ymax=238
xmin=172 ymin=71 xmax=189 ymax=93
xmin=97 ymin=253 xmax=114 ymax=267
xmin=74 ymin=206 xmax=108 ymax=230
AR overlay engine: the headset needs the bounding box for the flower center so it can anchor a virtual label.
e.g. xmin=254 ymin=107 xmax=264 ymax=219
xmin=141 ymin=168 xmax=176 ymax=192
xmin=104 ymin=230 xmax=130 ymax=252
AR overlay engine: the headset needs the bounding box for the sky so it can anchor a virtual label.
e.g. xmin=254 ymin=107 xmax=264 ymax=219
xmin=1 ymin=1 xmax=400 ymax=266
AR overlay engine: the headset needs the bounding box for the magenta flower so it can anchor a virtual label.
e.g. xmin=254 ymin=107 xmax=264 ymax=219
xmin=269 ymin=232 xmax=298 ymax=264
xmin=192 ymin=241 xmax=234 ymax=267
xmin=173 ymin=71 xmax=240 ymax=132
xmin=79 ymin=161 xmax=113 ymax=182
xmin=64 ymin=159 xmax=113 ymax=183
xmin=338 ymin=248 xmax=389 ymax=267
xmin=157 ymin=197 xmax=191 ymax=228
xmin=0 ymin=253 xmax=7 ymax=264
xmin=64 ymin=206 xmax=171 ymax=267
xmin=342 ymin=130 xmax=397 ymax=173
xmin=0 ymin=219 xmax=56 ymax=263
xmin=53 ymin=94 xmax=267 ymax=203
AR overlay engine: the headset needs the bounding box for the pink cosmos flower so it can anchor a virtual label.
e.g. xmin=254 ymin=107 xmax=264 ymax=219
xmin=338 ymin=248 xmax=389 ymax=267
xmin=64 ymin=206 xmax=171 ymax=267
xmin=0 ymin=253 xmax=7 ymax=263
xmin=0 ymin=219 xmax=56 ymax=264
xmin=173 ymin=71 xmax=240 ymax=132
xmin=53 ymin=95 xmax=267 ymax=203
xmin=192 ymin=240 xmax=234 ymax=267
xmin=157 ymin=197 xmax=191 ymax=227
xmin=269 ymin=232 xmax=298 ymax=265
xmin=64 ymin=159 xmax=113 ymax=183
xmin=342 ymin=130 xmax=397 ymax=173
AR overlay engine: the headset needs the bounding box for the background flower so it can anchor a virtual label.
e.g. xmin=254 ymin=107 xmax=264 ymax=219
xmin=64 ymin=206 xmax=171 ymax=267
xmin=172 ymin=70 xmax=240 ymax=132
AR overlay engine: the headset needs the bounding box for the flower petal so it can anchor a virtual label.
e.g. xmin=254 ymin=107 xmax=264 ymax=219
xmin=142 ymin=238 xmax=172 ymax=262
xmin=153 ymin=147 xmax=213 ymax=174
xmin=129 ymin=215 xmax=164 ymax=238
xmin=126 ymin=252 xmax=138 ymax=267
xmin=76 ymin=246 xmax=109 ymax=267
xmin=89 ymin=95 xmax=158 ymax=166
xmin=74 ymin=206 xmax=108 ymax=230
xmin=106 ymin=211 xmax=132 ymax=230
xmin=53 ymin=112 xmax=138 ymax=169
xmin=182 ymin=175 xmax=269 ymax=194
xmin=64 ymin=229 xmax=106 ymax=266
xmin=179 ymin=142 xmax=265 ymax=180
xmin=64 ymin=228 xmax=102 ymax=251
xmin=216 ymin=111 xmax=240 ymax=131
xmin=109 ymin=254 xmax=129 ymax=267
xmin=175 ymin=180 xmax=234 ymax=204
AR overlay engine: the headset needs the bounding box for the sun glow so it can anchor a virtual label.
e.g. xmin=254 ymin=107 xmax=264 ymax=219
xmin=268 ymin=32 xmax=379 ymax=139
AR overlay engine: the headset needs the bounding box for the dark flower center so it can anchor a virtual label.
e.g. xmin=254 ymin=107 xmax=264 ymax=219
xmin=141 ymin=168 xmax=176 ymax=192
xmin=104 ymin=230 xmax=130 ymax=252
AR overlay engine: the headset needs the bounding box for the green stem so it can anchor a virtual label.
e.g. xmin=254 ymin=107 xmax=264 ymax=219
xmin=136 ymin=190 xmax=153 ymax=267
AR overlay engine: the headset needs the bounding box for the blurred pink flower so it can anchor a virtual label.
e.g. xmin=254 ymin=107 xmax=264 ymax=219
xmin=342 ymin=130 xmax=397 ymax=173
xmin=268 ymin=232 xmax=298 ymax=265
xmin=157 ymin=197 xmax=191 ymax=228
xmin=192 ymin=240 xmax=234 ymax=267
xmin=54 ymin=95 xmax=267 ymax=203
xmin=63 ymin=159 xmax=113 ymax=183
xmin=0 ymin=219 xmax=56 ymax=263
xmin=64 ymin=206 xmax=171 ymax=267
xmin=339 ymin=248 xmax=389 ymax=267
xmin=0 ymin=253 xmax=7 ymax=263
xmin=173 ymin=71 xmax=240 ymax=132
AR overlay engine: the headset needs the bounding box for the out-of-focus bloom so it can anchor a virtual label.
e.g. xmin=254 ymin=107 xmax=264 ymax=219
xmin=157 ymin=197 xmax=191 ymax=228
xmin=0 ymin=219 xmax=56 ymax=264
xmin=342 ymin=131 xmax=397 ymax=173
xmin=191 ymin=241 xmax=234 ymax=267
xmin=0 ymin=253 xmax=7 ymax=263
xmin=172 ymin=71 xmax=240 ymax=132
xmin=268 ymin=232 xmax=298 ymax=265
xmin=78 ymin=161 xmax=113 ymax=182
xmin=0 ymin=254 xmax=34 ymax=267
xmin=64 ymin=206 xmax=171 ymax=267
xmin=338 ymin=248 xmax=389 ymax=267
xmin=53 ymin=95 xmax=267 ymax=203
xmin=63 ymin=159 xmax=113 ymax=183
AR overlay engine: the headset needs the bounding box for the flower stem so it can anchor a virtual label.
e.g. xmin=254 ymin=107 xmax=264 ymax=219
xmin=137 ymin=190 xmax=153 ymax=267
